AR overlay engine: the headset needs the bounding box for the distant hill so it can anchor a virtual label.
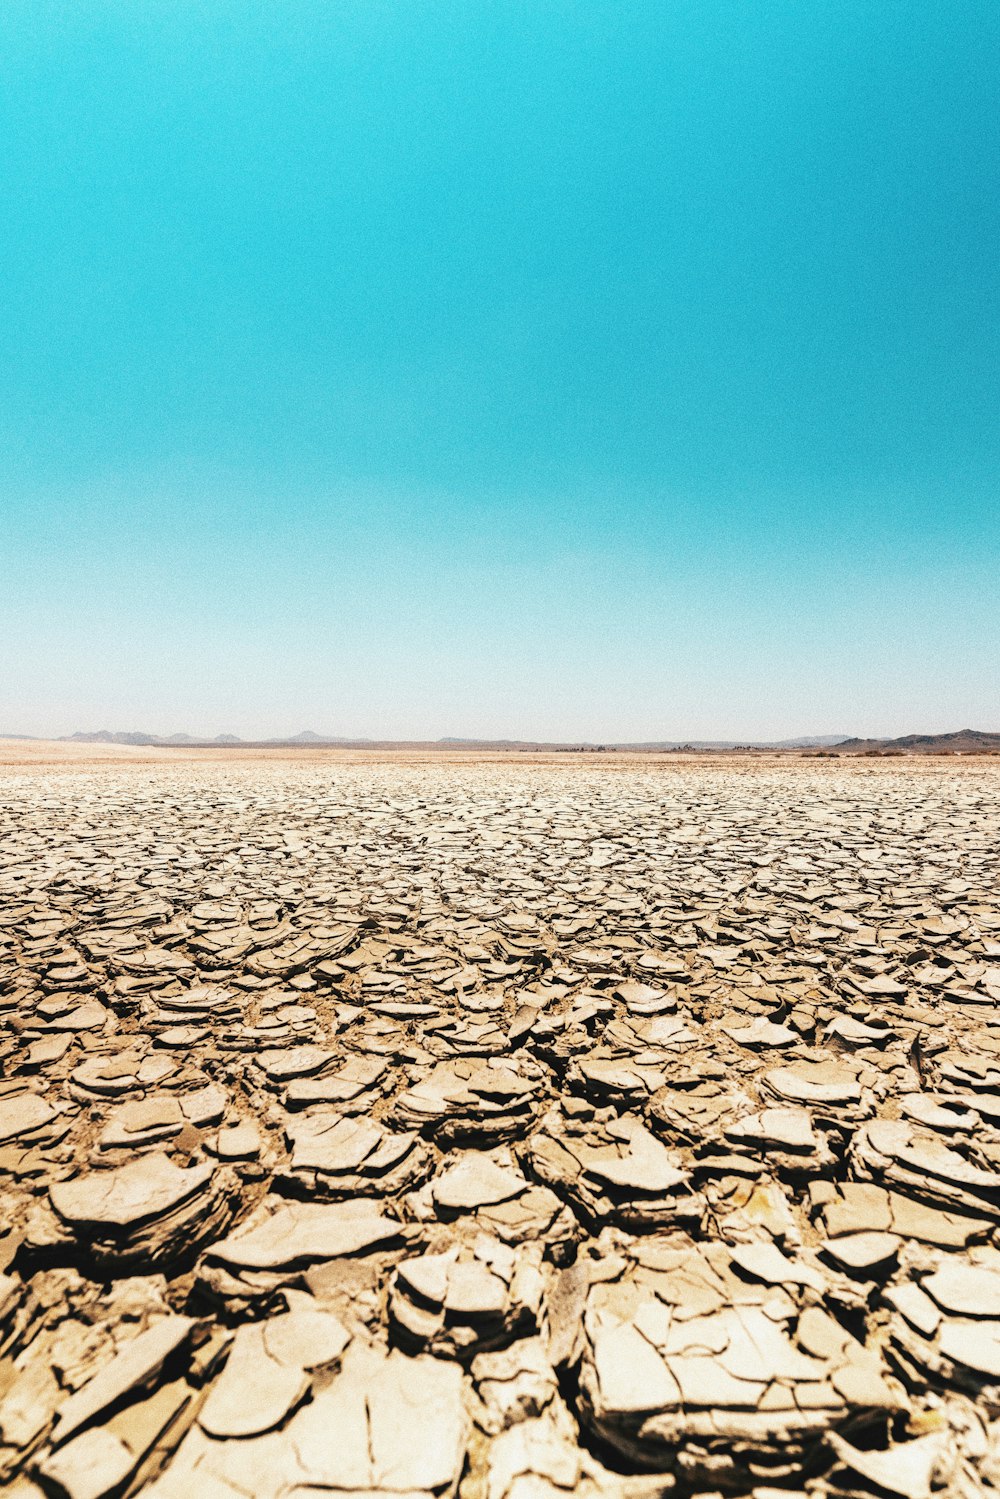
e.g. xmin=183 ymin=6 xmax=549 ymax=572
xmin=64 ymin=730 xmax=165 ymax=745
xmin=836 ymin=729 xmax=1000 ymax=755
xmin=769 ymin=735 xmax=849 ymax=749
xmin=62 ymin=730 xmax=247 ymax=746
xmin=50 ymin=728 xmax=998 ymax=754
xmin=58 ymin=729 xmax=852 ymax=751
xmin=618 ymin=735 xmax=849 ymax=750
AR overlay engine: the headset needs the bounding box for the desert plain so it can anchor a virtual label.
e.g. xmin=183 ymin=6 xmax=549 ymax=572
xmin=2 ymin=745 xmax=1000 ymax=1499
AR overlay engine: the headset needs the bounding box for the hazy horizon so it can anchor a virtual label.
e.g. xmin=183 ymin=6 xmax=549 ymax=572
xmin=8 ymin=728 xmax=859 ymax=744
xmin=2 ymin=3 xmax=998 ymax=741
xmin=6 ymin=724 xmax=997 ymax=749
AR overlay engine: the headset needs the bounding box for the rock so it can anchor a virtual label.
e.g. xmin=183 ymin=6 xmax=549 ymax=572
xmin=0 ymin=1095 xmax=56 ymax=1145
xmin=391 ymin=1059 xmax=547 ymax=1146
xmin=280 ymin=1112 xmax=431 ymax=1198
xmin=471 ymin=1339 xmax=559 ymax=1433
xmin=285 ymin=1341 xmax=468 ymax=1494
xmin=389 ymin=1240 xmax=544 ymax=1357
xmin=524 ymin=1109 xmax=703 ymax=1232
xmin=202 ymin=1196 xmax=407 ymax=1272
xmin=198 ymin=1323 xmax=309 ymax=1438
xmin=433 ymin=1154 xmax=535 ymax=1211
xmin=578 ymin=1238 xmax=904 ymax=1486
xmin=827 ymin=1430 xmax=949 ymax=1499
xmin=43 ymin=1157 xmax=236 ymax=1269
xmin=38 ymin=1425 xmax=135 ymax=1499
xmin=52 ymin=1316 xmax=193 ymax=1444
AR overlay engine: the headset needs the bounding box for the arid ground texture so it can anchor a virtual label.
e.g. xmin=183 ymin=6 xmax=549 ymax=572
xmin=2 ymin=749 xmax=1000 ymax=1499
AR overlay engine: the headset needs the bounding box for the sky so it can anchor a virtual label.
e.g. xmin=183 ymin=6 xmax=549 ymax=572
xmin=1 ymin=1 xmax=998 ymax=743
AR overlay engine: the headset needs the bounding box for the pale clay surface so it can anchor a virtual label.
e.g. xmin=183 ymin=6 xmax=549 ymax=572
xmin=1 ymin=752 xmax=1000 ymax=1498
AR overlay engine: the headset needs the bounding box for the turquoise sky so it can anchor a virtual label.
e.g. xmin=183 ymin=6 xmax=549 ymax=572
xmin=2 ymin=2 xmax=998 ymax=741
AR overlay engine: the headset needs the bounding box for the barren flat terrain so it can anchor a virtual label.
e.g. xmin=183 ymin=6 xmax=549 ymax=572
xmin=2 ymin=752 xmax=1000 ymax=1497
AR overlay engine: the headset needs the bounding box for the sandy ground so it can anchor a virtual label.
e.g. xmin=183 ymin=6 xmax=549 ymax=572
xmin=0 ymin=737 xmax=750 ymax=767
xmin=1 ymin=736 xmax=993 ymax=771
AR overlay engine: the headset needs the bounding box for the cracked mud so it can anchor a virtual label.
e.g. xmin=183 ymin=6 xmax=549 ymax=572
xmin=2 ymin=753 xmax=1000 ymax=1499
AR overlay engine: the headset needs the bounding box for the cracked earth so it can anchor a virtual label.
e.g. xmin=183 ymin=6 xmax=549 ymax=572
xmin=2 ymin=753 xmax=1000 ymax=1499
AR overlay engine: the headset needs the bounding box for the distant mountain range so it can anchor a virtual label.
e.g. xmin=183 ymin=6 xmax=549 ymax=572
xmin=27 ymin=728 xmax=995 ymax=753
xmin=59 ymin=728 xmax=355 ymax=746
xmin=834 ymin=729 xmax=1000 ymax=755
xmin=57 ymin=729 xmax=850 ymax=749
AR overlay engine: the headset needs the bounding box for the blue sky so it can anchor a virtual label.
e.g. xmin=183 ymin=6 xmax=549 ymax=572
xmin=1 ymin=1 xmax=997 ymax=741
